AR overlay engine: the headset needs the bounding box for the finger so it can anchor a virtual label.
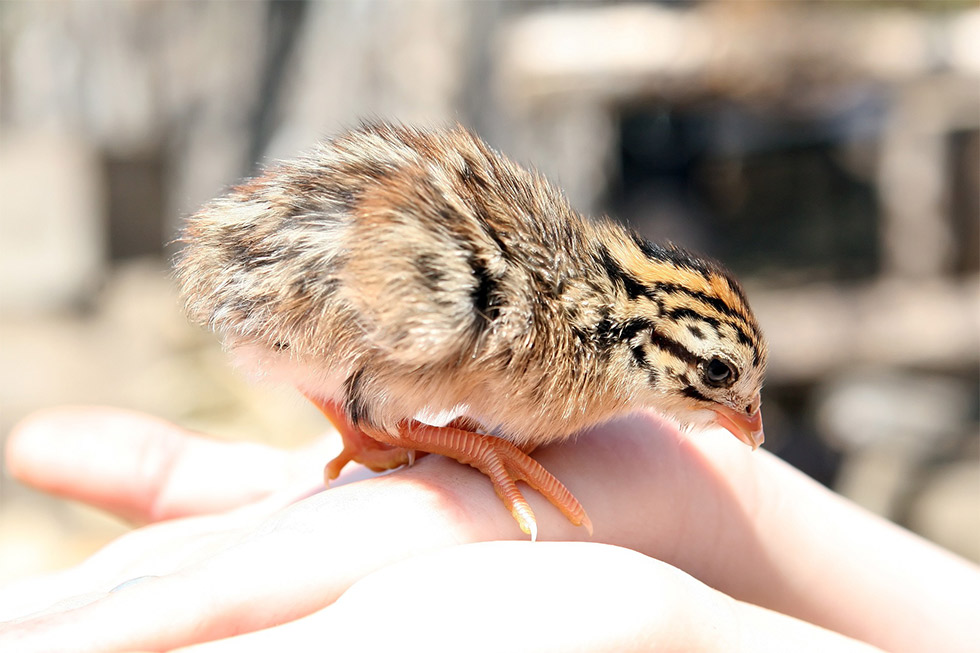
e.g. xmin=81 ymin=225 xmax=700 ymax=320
xmin=0 ymin=474 xmax=321 ymax=623
xmin=6 ymin=407 xmax=323 ymax=524
xmin=0 ymin=450 xmax=537 ymax=652
xmin=319 ymin=542 xmax=884 ymax=653
xmin=172 ymin=542 xmax=883 ymax=653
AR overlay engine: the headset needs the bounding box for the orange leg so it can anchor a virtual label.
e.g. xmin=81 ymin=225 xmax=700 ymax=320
xmin=370 ymin=423 xmax=593 ymax=540
xmin=304 ymin=394 xmax=418 ymax=482
xmin=303 ymin=393 xmax=591 ymax=539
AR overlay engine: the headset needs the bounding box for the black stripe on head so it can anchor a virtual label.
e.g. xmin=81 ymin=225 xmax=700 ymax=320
xmin=682 ymin=385 xmax=711 ymax=403
xmin=648 ymin=367 xmax=660 ymax=386
xmin=631 ymin=343 xmax=649 ymax=369
xmin=666 ymin=305 xmax=760 ymax=361
xmin=659 ymin=241 xmax=751 ymax=312
xmin=733 ymin=325 xmax=756 ymax=349
xmin=594 ymin=316 xmax=654 ymax=346
xmin=629 ymin=230 xmax=660 ymax=259
xmin=657 ymin=282 xmax=752 ymax=325
xmin=630 ymin=231 xmax=714 ymax=278
xmin=664 ymin=307 xmax=721 ymax=330
xmin=649 ymin=326 xmax=702 ymax=367
xmin=716 ymin=320 xmax=761 ymax=364
xmin=721 ymin=271 xmax=751 ymax=307
xmin=597 ymin=246 xmax=649 ymax=300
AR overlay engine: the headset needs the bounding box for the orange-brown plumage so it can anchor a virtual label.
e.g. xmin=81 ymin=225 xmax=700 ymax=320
xmin=176 ymin=122 xmax=767 ymax=538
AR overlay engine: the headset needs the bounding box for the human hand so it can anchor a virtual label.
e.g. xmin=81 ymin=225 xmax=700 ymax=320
xmin=168 ymin=540 xmax=885 ymax=653
xmin=2 ymin=407 xmax=977 ymax=652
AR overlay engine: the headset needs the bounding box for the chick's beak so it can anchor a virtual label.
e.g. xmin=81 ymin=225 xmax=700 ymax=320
xmin=712 ymin=401 xmax=764 ymax=450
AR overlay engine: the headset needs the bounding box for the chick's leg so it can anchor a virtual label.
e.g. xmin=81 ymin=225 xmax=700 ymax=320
xmin=370 ymin=423 xmax=593 ymax=541
xmin=304 ymin=395 xmax=419 ymax=482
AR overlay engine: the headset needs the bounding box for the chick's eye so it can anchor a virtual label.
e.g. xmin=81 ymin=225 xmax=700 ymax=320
xmin=704 ymin=358 xmax=735 ymax=387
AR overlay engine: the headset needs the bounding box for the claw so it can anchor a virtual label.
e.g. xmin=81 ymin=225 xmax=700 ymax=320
xmin=373 ymin=423 xmax=592 ymax=540
xmin=306 ymin=393 xmax=413 ymax=479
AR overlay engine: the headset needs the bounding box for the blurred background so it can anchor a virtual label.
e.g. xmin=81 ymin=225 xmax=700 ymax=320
xmin=1 ymin=0 xmax=977 ymax=583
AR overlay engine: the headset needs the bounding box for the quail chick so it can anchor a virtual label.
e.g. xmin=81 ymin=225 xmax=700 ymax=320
xmin=176 ymin=123 xmax=767 ymax=539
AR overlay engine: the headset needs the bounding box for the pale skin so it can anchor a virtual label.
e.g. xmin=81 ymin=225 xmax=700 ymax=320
xmin=2 ymin=408 xmax=977 ymax=652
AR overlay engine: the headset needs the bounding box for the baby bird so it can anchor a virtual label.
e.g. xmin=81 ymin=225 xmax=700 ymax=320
xmin=176 ymin=123 xmax=767 ymax=539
